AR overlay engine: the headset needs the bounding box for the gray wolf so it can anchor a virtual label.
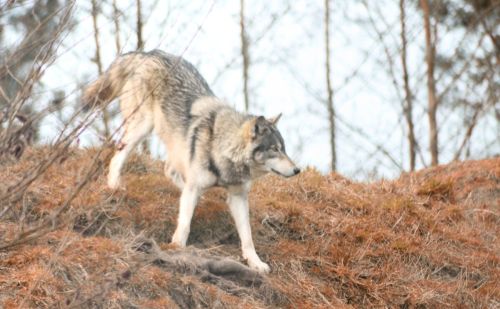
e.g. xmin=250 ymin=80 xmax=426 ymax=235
xmin=82 ymin=50 xmax=300 ymax=273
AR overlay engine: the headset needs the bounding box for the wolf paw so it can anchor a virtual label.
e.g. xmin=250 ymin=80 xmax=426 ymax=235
xmin=170 ymin=240 xmax=186 ymax=248
xmin=171 ymin=231 xmax=188 ymax=248
xmin=248 ymin=259 xmax=270 ymax=274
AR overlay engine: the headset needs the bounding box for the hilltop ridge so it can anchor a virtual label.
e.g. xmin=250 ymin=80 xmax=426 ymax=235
xmin=0 ymin=148 xmax=498 ymax=308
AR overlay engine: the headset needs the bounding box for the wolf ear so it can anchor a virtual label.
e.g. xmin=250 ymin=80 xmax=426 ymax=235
xmin=268 ymin=113 xmax=282 ymax=125
xmin=251 ymin=116 xmax=268 ymax=139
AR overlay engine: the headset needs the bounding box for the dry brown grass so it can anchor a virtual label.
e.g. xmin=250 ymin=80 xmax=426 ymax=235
xmin=0 ymin=147 xmax=498 ymax=308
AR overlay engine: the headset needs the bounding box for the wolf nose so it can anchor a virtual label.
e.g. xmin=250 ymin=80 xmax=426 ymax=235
xmin=293 ymin=167 xmax=301 ymax=175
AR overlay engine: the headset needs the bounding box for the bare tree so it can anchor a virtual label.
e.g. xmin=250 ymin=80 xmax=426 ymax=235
xmin=90 ymin=0 xmax=110 ymax=139
xmin=135 ymin=0 xmax=149 ymax=154
xmin=420 ymin=0 xmax=438 ymax=166
xmin=239 ymin=0 xmax=250 ymax=112
xmin=112 ymin=0 xmax=121 ymax=53
xmin=1 ymin=0 xmax=72 ymax=136
xmin=90 ymin=0 xmax=103 ymax=76
xmin=0 ymin=1 xmax=74 ymax=159
xmin=324 ymin=0 xmax=336 ymax=171
xmin=136 ymin=0 xmax=144 ymax=51
xmin=399 ymin=0 xmax=416 ymax=171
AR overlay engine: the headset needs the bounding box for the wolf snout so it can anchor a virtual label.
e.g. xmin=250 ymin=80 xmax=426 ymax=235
xmin=293 ymin=167 xmax=301 ymax=175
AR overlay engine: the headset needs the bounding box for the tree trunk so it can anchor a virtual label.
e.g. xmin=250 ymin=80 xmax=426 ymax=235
xmin=324 ymin=0 xmax=336 ymax=171
xmin=91 ymin=0 xmax=110 ymax=139
xmin=136 ymin=0 xmax=144 ymax=51
xmin=136 ymin=0 xmax=149 ymax=154
xmin=399 ymin=0 xmax=416 ymax=171
xmin=239 ymin=0 xmax=250 ymax=112
xmin=112 ymin=0 xmax=121 ymax=54
xmin=421 ymin=0 xmax=438 ymax=166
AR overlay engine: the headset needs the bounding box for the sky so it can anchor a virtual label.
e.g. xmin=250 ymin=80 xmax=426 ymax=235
xmin=5 ymin=0 xmax=498 ymax=180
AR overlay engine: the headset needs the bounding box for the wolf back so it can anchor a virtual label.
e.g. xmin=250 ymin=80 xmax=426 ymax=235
xmin=82 ymin=49 xmax=300 ymax=273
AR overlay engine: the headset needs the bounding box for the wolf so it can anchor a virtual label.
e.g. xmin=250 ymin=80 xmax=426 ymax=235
xmin=82 ymin=50 xmax=300 ymax=273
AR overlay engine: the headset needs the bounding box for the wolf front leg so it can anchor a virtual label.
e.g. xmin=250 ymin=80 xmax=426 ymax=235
xmin=227 ymin=185 xmax=270 ymax=273
xmin=171 ymin=185 xmax=201 ymax=247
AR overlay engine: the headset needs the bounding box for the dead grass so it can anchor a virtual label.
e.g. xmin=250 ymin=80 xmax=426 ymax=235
xmin=0 ymin=147 xmax=498 ymax=308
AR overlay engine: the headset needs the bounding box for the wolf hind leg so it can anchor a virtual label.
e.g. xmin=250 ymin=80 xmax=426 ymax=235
xmin=171 ymin=184 xmax=201 ymax=247
xmin=164 ymin=161 xmax=184 ymax=190
xmin=107 ymin=113 xmax=153 ymax=189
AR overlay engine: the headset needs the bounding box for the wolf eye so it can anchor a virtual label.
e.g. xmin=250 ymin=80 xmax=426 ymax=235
xmin=271 ymin=145 xmax=279 ymax=152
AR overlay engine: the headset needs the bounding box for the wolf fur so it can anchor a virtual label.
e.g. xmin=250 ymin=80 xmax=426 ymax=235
xmin=82 ymin=50 xmax=300 ymax=273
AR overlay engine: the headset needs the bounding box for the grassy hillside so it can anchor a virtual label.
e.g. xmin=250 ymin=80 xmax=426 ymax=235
xmin=0 ymin=148 xmax=498 ymax=308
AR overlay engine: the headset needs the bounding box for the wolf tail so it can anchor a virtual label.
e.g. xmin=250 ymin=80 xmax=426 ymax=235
xmin=81 ymin=58 xmax=130 ymax=111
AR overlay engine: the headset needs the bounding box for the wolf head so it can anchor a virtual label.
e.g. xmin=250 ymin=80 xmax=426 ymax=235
xmin=245 ymin=114 xmax=300 ymax=178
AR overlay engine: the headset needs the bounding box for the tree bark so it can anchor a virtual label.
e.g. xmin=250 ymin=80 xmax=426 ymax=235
xmin=91 ymin=0 xmax=110 ymax=139
xmin=421 ymin=0 xmax=438 ymax=166
xmin=136 ymin=0 xmax=143 ymax=51
xmin=112 ymin=0 xmax=121 ymax=54
xmin=324 ymin=0 xmax=336 ymax=171
xmin=240 ymin=0 xmax=250 ymax=112
xmin=136 ymin=0 xmax=149 ymax=154
xmin=399 ymin=0 xmax=416 ymax=171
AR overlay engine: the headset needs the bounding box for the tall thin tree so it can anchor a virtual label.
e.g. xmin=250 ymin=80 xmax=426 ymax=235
xmin=136 ymin=0 xmax=144 ymax=51
xmin=324 ymin=0 xmax=336 ymax=171
xmin=239 ymin=0 xmax=250 ymax=112
xmin=136 ymin=0 xmax=149 ymax=154
xmin=91 ymin=0 xmax=110 ymax=139
xmin=112 ymin=0 xmax=121 ymax=54
xmin=420 ymin=0 xmax=438 ymax=166
xmin=399 ymin=0 xmax=416 ymax=171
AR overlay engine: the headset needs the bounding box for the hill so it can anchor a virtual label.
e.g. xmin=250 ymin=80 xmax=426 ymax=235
xmin=0 ymin=148 xmax=498 ymax=308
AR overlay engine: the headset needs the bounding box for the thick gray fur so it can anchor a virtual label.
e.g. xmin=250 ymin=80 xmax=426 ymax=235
xmin=82 ymin=50 xmax=299 ymax=273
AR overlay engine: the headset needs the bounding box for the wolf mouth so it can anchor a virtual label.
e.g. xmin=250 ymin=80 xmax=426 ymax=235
xmin=271 ymin=168 xmax=290 ymax=177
